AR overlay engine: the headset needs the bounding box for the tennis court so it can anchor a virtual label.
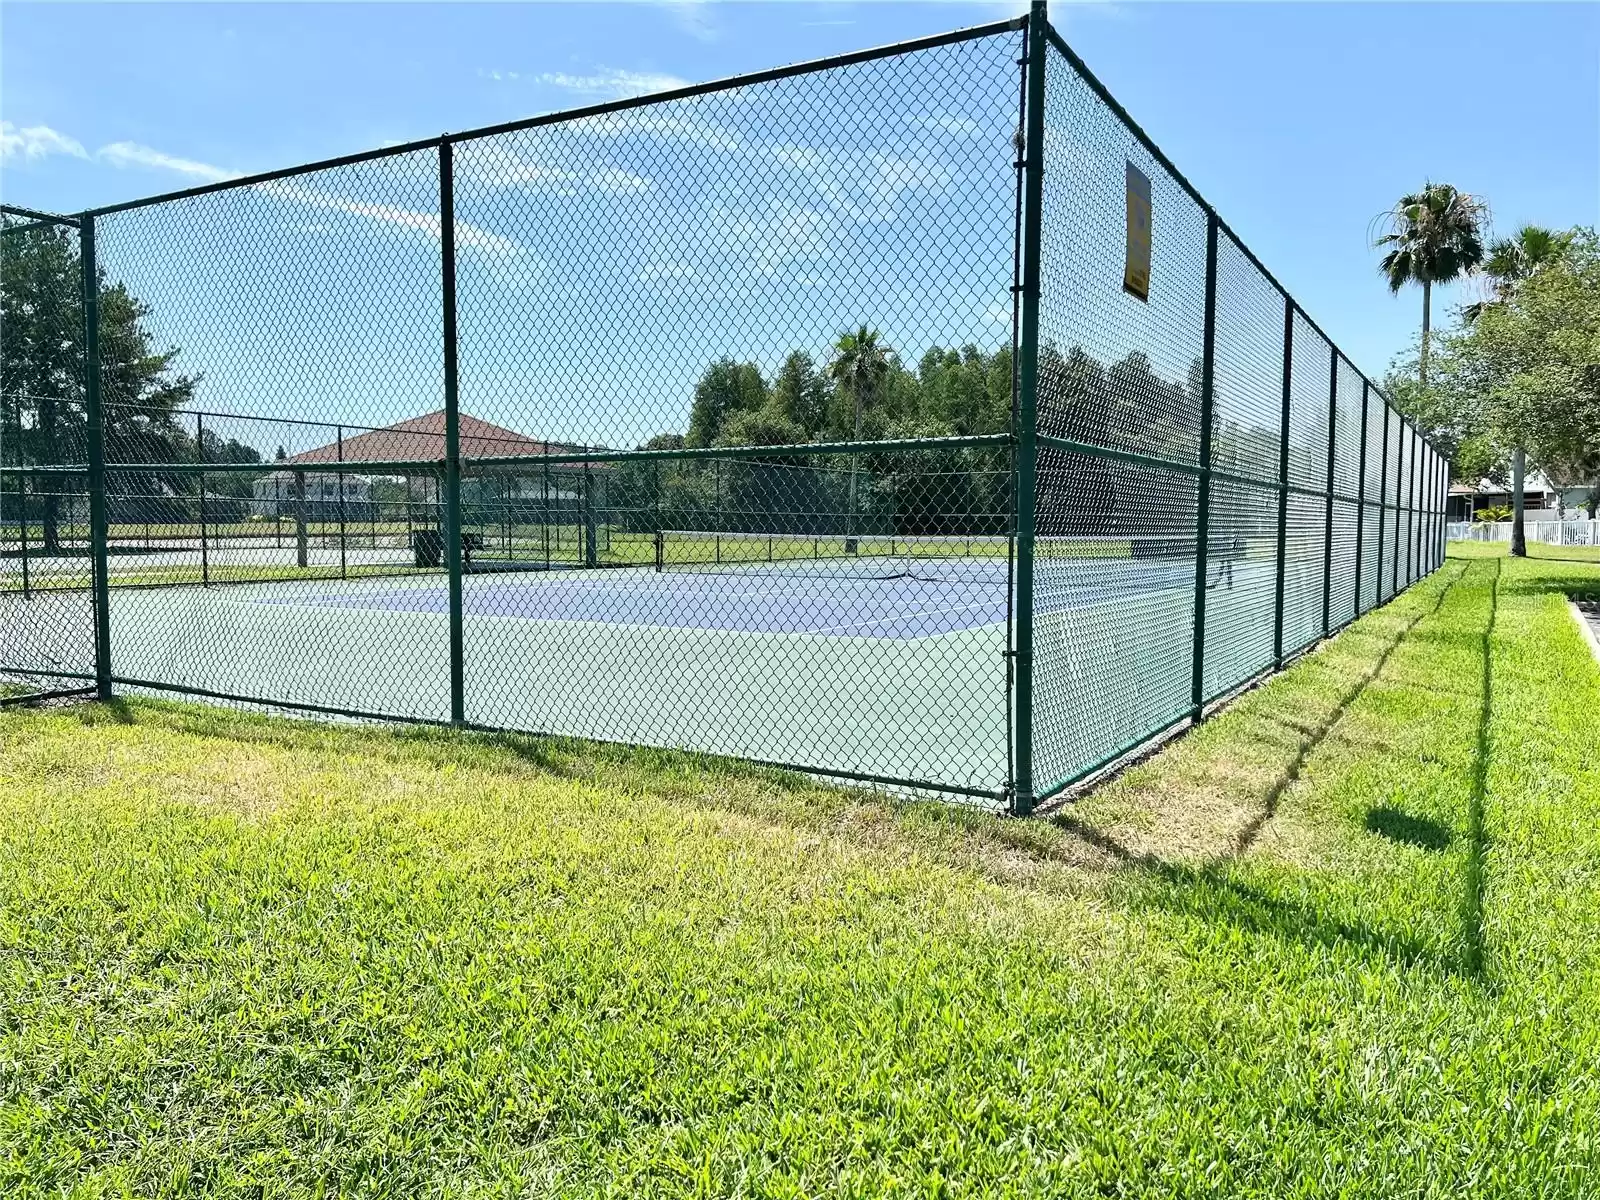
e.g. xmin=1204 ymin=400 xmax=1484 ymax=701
xmin=11 ymin=534 xmax=1245 ymax=796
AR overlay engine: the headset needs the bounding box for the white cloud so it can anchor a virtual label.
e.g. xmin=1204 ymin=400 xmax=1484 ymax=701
xmin=659 ymin=0 xmax=717 ymax=42
xmin=88 ymin=136 xmax=535 ymax=272
xmin=98 ymin=141 xmax=241 ymax=183
xmin=584 ymin=110 xmax=744 ymax=153
xmin=590 ymin=168 xmax=652 ymax=195
xmin=533 ymin=67 xmax=693 ymax=101
xmin=256 ymin=179 xmax=526 ymax=259
xmin=0 ymin=121 xmax=88 ymax=162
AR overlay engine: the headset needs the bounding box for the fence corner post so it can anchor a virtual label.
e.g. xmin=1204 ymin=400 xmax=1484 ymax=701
xmin=1320 ymin=348 xmax=1337 ymax=633
xmin=81 ymin=212 xmax=113 ymax=701
xmin=440 ymin=138 xmax=466 ymax=727
xmin=1010 ymin=0 xmax=1048 ymax=817
xmin=1353 ymin=379 xmax=1368 ymax=614
xmin=1189 ymin=213 xmax=1220 ymax=723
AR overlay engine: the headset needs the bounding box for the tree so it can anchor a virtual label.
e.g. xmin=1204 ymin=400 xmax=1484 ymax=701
xmin=827 ymin=327 xmax=896 ymax=439
xmin=685 ymin=358 xmax=767 ymax=448
xmin=1429 ymin=228 xmax=1600 ymax=549
xmin=1375 ymin=182 xmax=1489 ymax=385
xmin=1 ymin=220 xmax=197 ymax=548
xmin=828 ymin=327 xmax=896 ymax=545
xmin=769 ymin=351 xmax=829 ymax=437
xmin=1464 ymin=225 xmax=1570 ymax=322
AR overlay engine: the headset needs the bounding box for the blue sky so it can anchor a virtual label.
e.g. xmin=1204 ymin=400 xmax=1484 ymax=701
xmin=3 ymin=1 xmax=1596 ymax=445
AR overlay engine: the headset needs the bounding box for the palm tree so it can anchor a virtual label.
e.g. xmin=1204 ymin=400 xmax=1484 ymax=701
xmin=1463 ymin=224 xmax=1568 ymax=322
xmin=829 ymin=327 xmax=895 ymax=551
xmin=1374 ymin=182 xmax=1489 ymax=384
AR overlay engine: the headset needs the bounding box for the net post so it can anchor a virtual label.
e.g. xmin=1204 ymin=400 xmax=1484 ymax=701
xmin=440 ymin=139 xmax=466 ymax=726
xmin=1189 ymin=213 xmax=1220 ymax=723
xmin=81 ymin=212 xmax=113 ymax=701
xmin=294 ymin=469 xmax=308 ymax=568
xmin=1353 ymin=380 xmax=1368 ymax=613
xmin=1010 ymin=0 xmax=1048 ymax=817
xmin=1272 ymin=294 xmax=1292 ymax=668
xmin=1320 ymin=346 xmax=1337 ymax=634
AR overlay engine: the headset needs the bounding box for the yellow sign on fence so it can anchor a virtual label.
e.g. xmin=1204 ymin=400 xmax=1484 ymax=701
xmin=1124 ymin=161 xmax=1152 ymax=302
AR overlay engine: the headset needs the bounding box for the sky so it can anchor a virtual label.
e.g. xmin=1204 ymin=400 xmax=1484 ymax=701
xmin=2 ymin=1 xmax=1597 ymax=445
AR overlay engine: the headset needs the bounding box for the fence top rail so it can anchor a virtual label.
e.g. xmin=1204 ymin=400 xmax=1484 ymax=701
xmin=0 ymin=204 xmax=79 ymax=228
xmin=55 ymin=433 xmax=1015 ymax=476
xmin=79 ymin=16 xmax=1025 ymax=220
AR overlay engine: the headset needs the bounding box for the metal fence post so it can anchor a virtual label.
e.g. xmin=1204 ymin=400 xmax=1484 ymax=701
xmin=1189 ymin=213 xmax=1220 ymax=721
xmin=196 ymin=412 xmax=210 ymax=586
xmin=1271 ymin=295 xmax=1292 ymax=667
xmin=1010 ymin=0 xmax=1048 ymax=816
xmin=1320 ymin=348 xmax=1337 ymax=634
xmin=81 ymin=213 xmax=113 ymax=699
xmin=337 ymin=425 xmax=348 ymax=580
xmin=1392 ymin=420 xmax=1405 ymax=595
xmin=1375 ymin=403 xmax=1389 ymax=601
xmin=1353 ymin=381 xmax=1368 ymax=613
xmin=1414 ymin=432 xmax=1427 ymax=582
xmin=440 ymin=139 xmax=466 ymax=726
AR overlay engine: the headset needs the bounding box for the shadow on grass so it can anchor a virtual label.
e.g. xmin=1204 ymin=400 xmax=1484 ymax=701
xmin=1046 ymin=560 xmax=1496 ymax=985
xmin=75 ymin=697 xmax=136 ymax=725
xmin=1227 ymin=561 xmax=1468 ymax=857
xmin=1053 ymin=812 xmax=1466 ymax=980
xmin=1461 ymin=556 xmax=1499 ymax=978
xmin=1365 ymin=806 xmax=1451 ymax=852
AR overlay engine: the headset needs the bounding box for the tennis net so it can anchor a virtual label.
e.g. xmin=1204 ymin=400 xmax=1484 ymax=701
xmin=656 ymin=530 xmax=1202 ymax=584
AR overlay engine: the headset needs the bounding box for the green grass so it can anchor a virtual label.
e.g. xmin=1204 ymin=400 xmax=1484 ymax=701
xmin=2 ymin=547 xmax=1599 ymax=1196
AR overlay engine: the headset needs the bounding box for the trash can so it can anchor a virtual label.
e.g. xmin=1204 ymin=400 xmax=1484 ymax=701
xmin=412 ymin=529 xmax=443 ymax=568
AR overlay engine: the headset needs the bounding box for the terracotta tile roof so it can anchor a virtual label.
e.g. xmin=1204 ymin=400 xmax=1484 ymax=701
xmin=283 ymin=411 xmax=593 ymax=465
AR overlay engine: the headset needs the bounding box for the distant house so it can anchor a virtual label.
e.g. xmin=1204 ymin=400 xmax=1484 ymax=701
xmin=250 ymin=411 xmax=603 ymax=519
xmin=1447 ymin=472 xmax=1595 ymax=522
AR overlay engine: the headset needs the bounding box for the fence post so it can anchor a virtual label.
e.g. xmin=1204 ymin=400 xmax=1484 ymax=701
xmin=337 ymin=426 xmax=348 ymax=580
xmin=1189 ymin=213 xmax=1221 ymax=722
xmin=440 ymin=139 xmax=466 ymax=726
xmin=1320 ymin=348 xmax=1337 ymax=634
xmin=1414 ymin=432 xmax=1427 ymax=582
xmin=1375 ymin=403 xmax=1389 ymax=602
xmin=81 ymin=213 xmax=112 ymax=700
xmin=196 ymin=412 xmax=210 ymax=586
xmin=1392 ymin=420 xmax=1405 ymax=595
xmin=1272 ymin=296 xmax=1293 ymax=667
xmin=1353 ymin=381 xmax=1368 ymax=613
xmin=1010 ymin=0 xmax=1048 ymax=817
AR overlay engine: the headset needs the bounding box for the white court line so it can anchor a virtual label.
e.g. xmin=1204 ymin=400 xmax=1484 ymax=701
xmin=136 ymin=579 xmax=1007 ymax=640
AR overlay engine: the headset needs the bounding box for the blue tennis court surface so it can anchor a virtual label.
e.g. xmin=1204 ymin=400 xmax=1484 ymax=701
xmin=255 ymin=558 xmax=1206 ymax=639
xmin=262 ymin=567 xmax=1005 ymax=638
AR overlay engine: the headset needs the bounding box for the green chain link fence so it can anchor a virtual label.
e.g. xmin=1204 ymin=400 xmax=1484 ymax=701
xmin=1 ymin=3 xmax=1447 ymax=811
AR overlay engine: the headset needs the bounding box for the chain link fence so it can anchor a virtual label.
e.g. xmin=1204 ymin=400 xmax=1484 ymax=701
xmin=1 ymin=3 xmax=1447 ymax=808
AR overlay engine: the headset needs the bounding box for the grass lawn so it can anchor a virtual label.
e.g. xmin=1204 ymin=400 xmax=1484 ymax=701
xmin=2 ymin=546 xmax=1598 ymax=1196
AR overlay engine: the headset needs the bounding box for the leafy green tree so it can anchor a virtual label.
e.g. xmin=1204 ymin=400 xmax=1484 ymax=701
xmin=685 ymin=358 xmax=767 ymax=448
xmin=1375 ymin=182 xmax=1489 ymax=384
xmin=768 ymin=352 xmax=830 ymax=437
xmin=1429 ymin=228 xmax=1600 ymax=546
xmin=2 ymin=220 xmax=197 ymax=548
xmin=1464 ymin=225 xmax=1570 ymax=323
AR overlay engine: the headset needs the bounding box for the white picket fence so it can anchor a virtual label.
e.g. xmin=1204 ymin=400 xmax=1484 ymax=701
xmin=1447 ymin=519 xmax=1600 ymax=546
